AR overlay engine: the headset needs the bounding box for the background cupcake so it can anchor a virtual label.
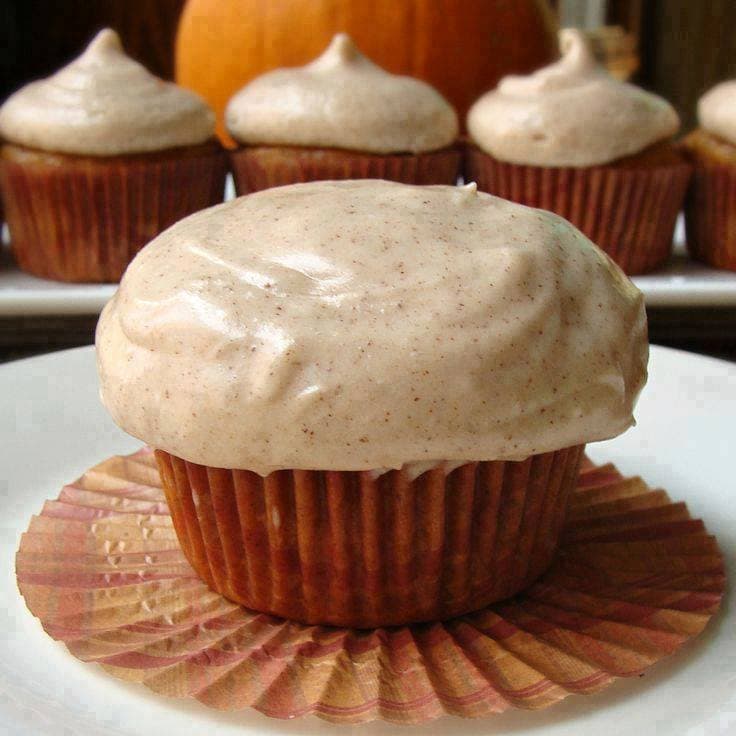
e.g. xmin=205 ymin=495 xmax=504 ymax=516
xmin=0 ymin=29 xmax=226 ymax=283
xmin=225 ymin=33 xmax=461 ymax=194
xmin=465 ymin=29 xmax=691 ymax=275
xmin=96 ymin=180 xmax=647 ymax=628
xmin=682 ymin=81 xmax=736 ymax=271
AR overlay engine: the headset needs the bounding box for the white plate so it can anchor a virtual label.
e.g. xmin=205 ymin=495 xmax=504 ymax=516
xmin=0 ymin=345 xmax=734 ymax=735
xmin=633 ymin=243 xmax=736 ymax=307
xmin=2 ymin=218 xmax=736 ymax=316
xmin=0 ymin=242 xmax=117 ymax=316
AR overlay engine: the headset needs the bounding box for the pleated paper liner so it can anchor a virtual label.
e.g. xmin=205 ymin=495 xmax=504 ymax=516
xmin=0 ymin=142 xmax=227 ymax=283
xmin=464 ymin=144 xmax=691 ymax=275
xmin=156 ymin=446 xmax=583 ymax=628
xmin=680 ymin=130 xmax=736 ymax=271
xmin=16 ymin=448 xmax=724 ymax=725
xmin=683 ymin=159 xmax=736 ymax=271
xmin=229 ymin=144 xmax=462 ymax=195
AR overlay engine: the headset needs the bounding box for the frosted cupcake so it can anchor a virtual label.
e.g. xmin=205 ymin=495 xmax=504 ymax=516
xmin=465 ymin=29 xmax=691 ymax=275
xmin=225 ymin=34 xmax=460 ymax=193
xmin=96 ymin=180 xmax=647 ymax=628
xmin=0 ymin=29 xmax=226 ymax=283
xmin=682 ymin=81 xmax=736 ymax=270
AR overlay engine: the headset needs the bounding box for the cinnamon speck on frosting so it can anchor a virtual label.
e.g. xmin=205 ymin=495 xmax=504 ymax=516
xmin=96 ymin=179 xmax=647 ymax=474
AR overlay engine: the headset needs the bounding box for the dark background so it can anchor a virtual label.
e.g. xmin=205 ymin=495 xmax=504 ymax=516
xmin=1 ymin=0 xmax=736 ymax=363
xmin=3 ymin=1 xmax=735 ymax=128
xmin=0 ymin=1 xmax=185 ymax=100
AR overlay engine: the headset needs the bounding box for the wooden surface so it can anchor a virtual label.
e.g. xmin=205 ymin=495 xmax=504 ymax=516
xmin=607 ymin=0 xmax=643 ymax=38
xmin=639 ymin=0 xmax=736 ymax=131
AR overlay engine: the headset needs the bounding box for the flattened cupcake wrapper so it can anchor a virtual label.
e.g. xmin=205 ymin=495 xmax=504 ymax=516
xmin=229 ymin=145 xmax=462 ymax=194
xmin=684 ymin=158 xmax=736 ymax=271
xmin=0 ymin=144 xmax=227 ymax=283
xmin=464 ymin=145 xmax=691 ymax=275
xmin=155 ymin=447 xmax=584 ymax=628
xmin=15 ymin=449 xmax=724 ymax=724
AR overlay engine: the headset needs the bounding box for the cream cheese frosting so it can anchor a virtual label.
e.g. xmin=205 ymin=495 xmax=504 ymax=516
xmin=467 ymin=28 xmax=679 ymax=167
xmin=698 ymin=80 xmax=736 ymax=147
xmin=0 ymin=29 xmax=215 ymax=156
xmin=96 ymin=180 xmax=647 ymax=474
xmin=225 ymin=33 xmax=458 ymax=154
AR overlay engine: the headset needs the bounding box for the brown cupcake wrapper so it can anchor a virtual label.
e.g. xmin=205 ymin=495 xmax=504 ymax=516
xmin=0 ymin=143 xmax=227 ymax=283
xmin=229 ymin=144 xmax=462 ymax=195
xmin=683 ymin=157 xmax=736 ymax=271
xmin=15 ymin=447 xmax=725 ymax=723
xmin=464 ymin=145 xmax=691 ymax=275
xmin=155 ymin=446 xmax=584 ymax=628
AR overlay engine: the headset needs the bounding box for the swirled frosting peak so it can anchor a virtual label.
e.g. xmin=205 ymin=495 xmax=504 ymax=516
xmin=225 ymin=33 xmax=459 ymax=153
xmin=698 ymin=80 xmax=736 ymax=146
xmin=0 ymin=28 xmax=215 ymax=156
xmin=467 ymin=28 xmax=679 ymax=167
xmin=96 ymin=180 xmax=648 ymax=474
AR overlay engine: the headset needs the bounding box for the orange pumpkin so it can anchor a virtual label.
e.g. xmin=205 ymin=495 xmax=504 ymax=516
xmin=175 ymin=0 xmax=558 ymax=144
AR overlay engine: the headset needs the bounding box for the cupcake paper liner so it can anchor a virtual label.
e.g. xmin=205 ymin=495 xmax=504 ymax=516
xmin=0 ymin=143 xmax=227 ymax=283
xmin=15 ymin=448 xmax=724 ymax=724
xmin=464 ymin=145 xmax=691 ymax=275
xmin=230 ymin=145 xmax=462 ymax=194
xmin=684 ymin=159 xmax=736 ymax=271
xmin=155 ymin=446 xmax=584 ymax=628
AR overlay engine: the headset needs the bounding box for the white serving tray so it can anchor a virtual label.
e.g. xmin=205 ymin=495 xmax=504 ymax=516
xmin=1 ymin=344 xmax=734 ymax=735
xmin=1 ymin=217 xmax=736 ymax=317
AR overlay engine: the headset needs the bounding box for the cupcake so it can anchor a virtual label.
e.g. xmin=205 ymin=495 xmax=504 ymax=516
xmin=682 ymin=81 xmax=736 ymax=270
xmin=96 ymin=179 xmax=647 ymax=628
xmin=0 ymin=29 xmax=226 ymax=283
xmin=225 ymin=34 xmax=461 ymax=194
xmin=465 ymin=29 xmax=691 ymax=275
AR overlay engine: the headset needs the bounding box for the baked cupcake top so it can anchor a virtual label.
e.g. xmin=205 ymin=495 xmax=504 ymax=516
xmin=97 ymin=179 xmax=647 ymax=475
xmin=225 ymin=33 xmax=458 ymax=154
xmin=467 ymin=28 xmax=679 ymax=167
xmin=698 ymin=80 xmax=736 ymax=146
xmin=0 ymin=29 xmax=215 ymax=156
